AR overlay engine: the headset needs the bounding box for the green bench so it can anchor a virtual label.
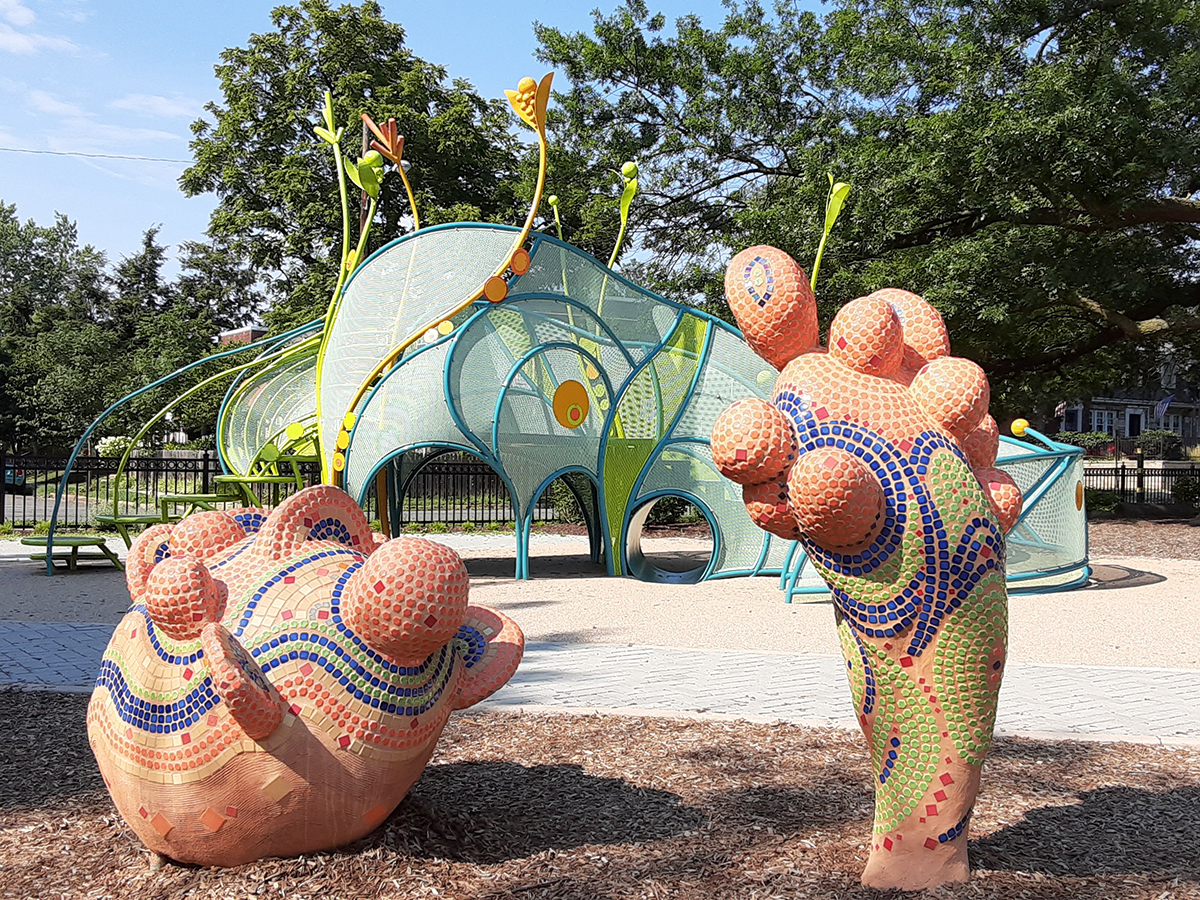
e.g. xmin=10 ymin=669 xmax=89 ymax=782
xmin=22 ymin=536 xmax=125 ymax=572
xmin=94 ymin=514 xmax=167 ymax=549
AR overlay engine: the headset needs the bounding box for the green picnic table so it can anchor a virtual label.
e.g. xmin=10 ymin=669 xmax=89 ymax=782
xmin=22 ymin=535 xmax=124 ymax=572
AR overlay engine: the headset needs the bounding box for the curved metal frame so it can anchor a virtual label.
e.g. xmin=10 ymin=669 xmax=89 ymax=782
xmin=44 ymin=320 xmax=322 ymax=575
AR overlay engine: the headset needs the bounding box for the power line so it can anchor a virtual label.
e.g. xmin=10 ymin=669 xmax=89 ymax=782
xmin=0 ymin=146 xmax=191 ymax=163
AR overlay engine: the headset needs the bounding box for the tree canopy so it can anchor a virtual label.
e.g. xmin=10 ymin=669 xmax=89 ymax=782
xmin=535 ymin=0 xmax=1200 ymax=418
xmin=0 ymin=206 xmax=252 ymax=452
xmin=181 ymin=0 xmax=523 ymax=331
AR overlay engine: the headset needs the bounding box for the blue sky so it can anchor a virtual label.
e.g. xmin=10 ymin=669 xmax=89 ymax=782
xmin=0 ymin=0 xmax=818 ymax=269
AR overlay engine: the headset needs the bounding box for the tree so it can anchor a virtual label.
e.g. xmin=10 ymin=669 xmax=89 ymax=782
xmin=181 ymin=0 xmax=523 ymax=332
xmin=535 ymin=0 xmax=1200 ymax=417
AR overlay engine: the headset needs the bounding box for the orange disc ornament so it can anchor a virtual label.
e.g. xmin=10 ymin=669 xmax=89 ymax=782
xmin=552 ymin=380 xmax=589 ymax=429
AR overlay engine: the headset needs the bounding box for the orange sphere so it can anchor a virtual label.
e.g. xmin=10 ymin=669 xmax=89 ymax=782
xmin=711 ymin=397 xmax=797 ymax=485
xmin=787 ymin=449 xmax=885 ymax=550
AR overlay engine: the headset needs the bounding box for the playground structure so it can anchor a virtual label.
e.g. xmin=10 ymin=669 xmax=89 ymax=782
xmin=44 ymin=70 xmax=1088 ymax=597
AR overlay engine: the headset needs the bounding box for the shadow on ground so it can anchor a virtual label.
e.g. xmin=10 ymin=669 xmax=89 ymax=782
xmin=973 ymin=785 xmax=1200 ymax=878
xmin=377 ymin=759 xmax=706 ymax=864
xmin=1082 ymin=564 xmax=1167 ymax=591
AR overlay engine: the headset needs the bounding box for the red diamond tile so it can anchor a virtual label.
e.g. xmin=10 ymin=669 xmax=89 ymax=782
xmin=374 ymin=580 xmax=385 ymax=593
xmin=317 ymin=609 xmax=329 ymax=620
xmin=424 ymin=614 xmax=438 ymax=628
xmin=181 ymin=732 xmax=191 ymax=745
xmin=868 ymin=353 xmax=882 ymax=368
xmin=836 ymin=337 xmax=848 ymax=349
xmin=735 ymin=448 xmax=747 ymax=461
xmin=284 ymin=576 xmax=295 ymax=584
xmin=183 ymin=667 xmax=193 ymax=680
xmin=900 ymin=656 xmax=914 ymax=668
xmin=926 ymin=804 xmax=939 ymax=816
xmin=207 ymin=714 xmax=219 ymax=727
xmin=225 ymin=806 xmax=238 ymax=818
xmin=317 ymin=568 xmax=329 ymax=576
xmin=138 ymin=806 xmax=148 ymax=818
xmin=883 ymin=837 xmax=893 ymax=851
xmin=934 ymin=790 xmax=947 ymax=802
xmin=813 ymin=406 xmax=829 ymax=419
xmin=304 ymin=518 xmax=313 ymax=528
xmin=883 ymin=642 xmax=893 ymax=650
xmin=290 ymin=704 xmax=301 ymax=715
xmin=130 ymin=628 xmax=137 ymax=639
xmin=924 ymin=837 xmax=939 ymax=850
xmin=338 ymin=734 xmax=352 ymax=748
xmin=192 ymin=611 xmax=205 ymax=621
xmin=300 ymin=663 xmax=313 ymax=676
xmin=940 ymin=773 xmax=954 ymax=785
xmin=282 ymin=609 xmax=294 ymax=620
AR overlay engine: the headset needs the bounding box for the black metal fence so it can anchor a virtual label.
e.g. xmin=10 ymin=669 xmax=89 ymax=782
xmin=398 ymin=453 xmax=556 ymax=523
xmin=1083 ymin=463 xmax=1200 ymax=505
xmin=1 ymin=450 xmax=550 ymax=530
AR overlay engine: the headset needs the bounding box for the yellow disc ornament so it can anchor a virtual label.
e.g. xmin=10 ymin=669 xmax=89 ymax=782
xmin=1075 ymin=480 xmax=1084 ymax=511
xmin=285 ymin=422 xmax=306 ymax=441
xmin=1011 ymin=417 xmax=1029 ymax=437
xmin=552 ymin=380 xmax=589 ymax=429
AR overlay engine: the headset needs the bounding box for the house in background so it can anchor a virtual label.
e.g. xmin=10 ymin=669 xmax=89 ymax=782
xmin=218 ymin=326 xmax=267 ymax=346
xmin=1056 ymin=360 xmax=1200 ymax=439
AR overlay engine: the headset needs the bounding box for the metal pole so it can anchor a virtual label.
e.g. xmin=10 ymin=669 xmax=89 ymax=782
xmin=0 ymin=441 xmax=7 ymax=526
xmin=1135 ymin=447 xmax=1145 ymax=504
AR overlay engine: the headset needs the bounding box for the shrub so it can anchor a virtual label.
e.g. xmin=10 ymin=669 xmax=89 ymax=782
xmin=1066 ymin=431 xmax=1113 ymax=452
xmin=1172 ymin=476 xmax=1200 ymax=507
xmin=367 ymin=518 xmax=382 ymax=532
xmin=1084 ymin=489 xmax=1120 ymax=515
xmin=645 ymin=495 xmax=704 ymax=525
xmin=1135 ymin=429 xmax=1182 ymax=460
xmin=427 ymin=521 xmax=449 ymax=534
xmin=185 ymin=435 xmax=217 ymax=450
xmin=31 ymin=520 xmax=50 ymax=535
xmin=96 ymin=435 xmax=133 ymax=458
xmin=0 ymin=522 xmax=13 ymax=536
xmin=547 ymin=480 xmax=584 ymax=524
xmin=461 ymin=521 xmax=475 ymax=532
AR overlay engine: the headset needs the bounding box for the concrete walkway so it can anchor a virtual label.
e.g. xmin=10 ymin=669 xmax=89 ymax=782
xmin=3 ymin=621 xmax=1198 ymax=745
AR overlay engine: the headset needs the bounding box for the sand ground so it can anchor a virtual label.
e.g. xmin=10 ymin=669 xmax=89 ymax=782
xmin=2 ymin=533 xmax=1197 ymax=670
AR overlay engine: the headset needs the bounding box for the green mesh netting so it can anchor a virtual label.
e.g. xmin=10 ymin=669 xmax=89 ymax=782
xmin=221 ymin=348 xmax=318 ymax=476
xmin=319 ymin=225 xmax=520 ymax=475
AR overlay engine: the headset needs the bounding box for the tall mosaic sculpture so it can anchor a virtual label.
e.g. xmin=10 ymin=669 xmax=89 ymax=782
xmin=711 ymin=246 xmax=1022 ymax=890
xmin=87 ymin=485 xmax=523 ymax=865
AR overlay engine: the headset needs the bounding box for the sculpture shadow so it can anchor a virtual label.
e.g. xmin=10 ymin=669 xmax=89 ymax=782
xmin=375 ymin=760 xmax=706 ymax=863
xmin=1082 ymin=564 xmax=1167 ymax=591
xmin=972 ymin=785 xmax=1200 ymax=878
xmin=463 ymin=553 xmax=607 ymax=580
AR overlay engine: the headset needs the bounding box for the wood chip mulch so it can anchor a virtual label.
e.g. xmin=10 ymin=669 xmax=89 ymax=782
xmin=2 ymin=690 xmax=1197 ymax=900
xmin=1087 ymin=520 xmax=1200 ymax=560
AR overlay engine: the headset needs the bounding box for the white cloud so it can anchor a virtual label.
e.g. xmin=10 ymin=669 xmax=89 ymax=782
xmin=46 ymin=120 xmax=185 ymax=150
xmin=0 ymin=0 xmax=35 ymax=28
xmin=27 ymin=88 xmax=88 ymax=116
xmin=110 ymin=93 xmax=202 ymax=119
xmin=0 ymin=0 xmax=78 ymax=54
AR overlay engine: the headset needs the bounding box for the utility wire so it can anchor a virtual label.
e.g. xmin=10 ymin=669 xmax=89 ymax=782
xmin=0 ymin=146 xmax=191 ymax=163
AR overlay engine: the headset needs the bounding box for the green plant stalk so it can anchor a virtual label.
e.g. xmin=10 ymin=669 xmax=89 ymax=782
xmin=810 ymin=229 xmax=831 ymax=292
xmin=314 ymin=92 xmax=354 ymax=484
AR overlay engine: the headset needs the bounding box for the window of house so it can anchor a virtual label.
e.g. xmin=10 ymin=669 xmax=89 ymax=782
xmin=1091 ymin=409 xmax=1117 ymax=435
xmin=1063 ymin=408 xmax=1080 ymax=431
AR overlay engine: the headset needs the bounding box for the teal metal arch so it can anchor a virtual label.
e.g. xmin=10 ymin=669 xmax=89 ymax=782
xmin=45 ymin=319 xmax=323 ymax=575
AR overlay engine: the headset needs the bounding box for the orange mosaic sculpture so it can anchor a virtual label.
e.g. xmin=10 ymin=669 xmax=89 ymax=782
xmin=88 ymin=485 xmax=523 ymax=866
xmin=712 ymin=246 xmax=1021 ymax=890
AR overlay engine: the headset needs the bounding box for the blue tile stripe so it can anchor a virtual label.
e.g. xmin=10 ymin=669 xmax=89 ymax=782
xmin=95 ymin=658 xmax=218 ymax=734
